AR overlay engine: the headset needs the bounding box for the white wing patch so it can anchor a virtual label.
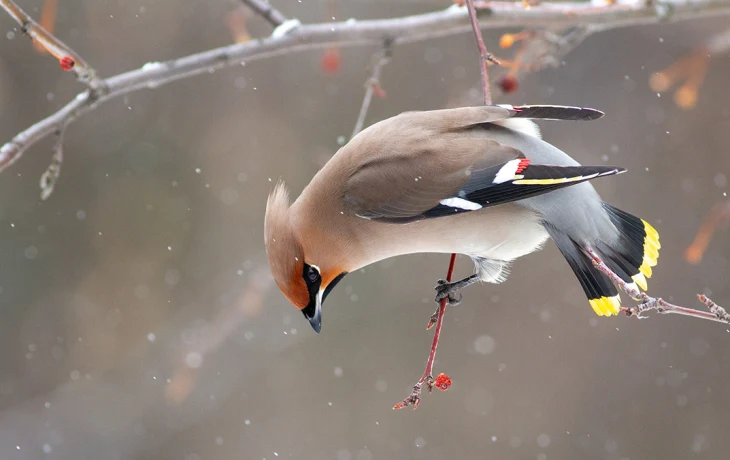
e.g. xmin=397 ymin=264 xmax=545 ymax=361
xmin=439 ymin=197 xmax=482 ymax=211
xmin=493 ymin=159 xmax=522 ymax=184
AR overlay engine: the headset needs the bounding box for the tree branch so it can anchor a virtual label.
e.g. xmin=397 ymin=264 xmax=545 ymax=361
xmin=0 ymin=0 xmax=103 ymax=89
xmin=240 ymin=0 xmax=287 ymax=28
xmin=2 ymin=0 xmax=729 ymax=176
xmin=465 ymin=0 xmax=495 ymax=105
xmin=39 ymin=126 xmax=64 ymax=201
xmin=351 ymin=42 xmax=392 ymax=138
xmin=393 ymin=254 xmax=457 ymax=410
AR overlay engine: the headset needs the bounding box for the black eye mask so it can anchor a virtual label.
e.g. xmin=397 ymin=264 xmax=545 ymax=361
xmin=301 ymin=263 xmax=321 ymax=319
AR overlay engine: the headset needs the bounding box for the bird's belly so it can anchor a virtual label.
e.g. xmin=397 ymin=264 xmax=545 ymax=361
xmin=361 ymin=203 xmax=549 ymax=264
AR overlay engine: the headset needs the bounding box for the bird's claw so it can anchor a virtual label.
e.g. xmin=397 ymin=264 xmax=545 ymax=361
xmin=447 ymin=293 xmax=462 ymax=306
xmin=434 ymin=280 xmax=463 ymax=306
xmin=427 ymin=280 xmax=462 ymax=329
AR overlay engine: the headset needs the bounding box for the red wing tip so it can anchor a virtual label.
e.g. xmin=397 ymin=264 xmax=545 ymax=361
xmin=515 ymin=158 xmax=530 ymax=173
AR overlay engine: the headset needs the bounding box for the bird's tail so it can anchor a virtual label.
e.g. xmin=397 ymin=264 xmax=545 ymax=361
xmin=544 ymin=204 xmax=660 ymax=316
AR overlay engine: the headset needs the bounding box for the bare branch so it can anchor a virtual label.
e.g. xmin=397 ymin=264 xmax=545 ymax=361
xmin=2 ymin=0 xmax=729 ymax=175
xmin=0 ymin=0 xmax=102 ymax=89
xmin=394 ymin=254 xmax=457 ymax=410
xmin=465 ymin=0 xmax=495 ymax=105
xmin=240 ymin=0 xmax=287 ymax=28
xmin=39 ymin=127 xmax=64 ymax=201
xmin=1 ymin=91 xmax=89 ymax=173
xmin=352 ymin=42 xmax=392 ymax=138
xmin=586 ymin=248 xmax=730 ymax=325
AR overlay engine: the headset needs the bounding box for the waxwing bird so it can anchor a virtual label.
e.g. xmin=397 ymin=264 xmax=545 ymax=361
xmin=264 ymin=105 xmax=660 ymax=333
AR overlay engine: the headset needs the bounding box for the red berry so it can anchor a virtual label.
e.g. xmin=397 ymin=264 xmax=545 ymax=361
xmin=498 ymin=75 xmax=518 ymax=93
xmin=434 ymin=373 xmax=452 ymax=391
xmin=320 ymin=48 xmax=341 ymax=75
xmin=59 ymin=56 xmax=75 ymax=71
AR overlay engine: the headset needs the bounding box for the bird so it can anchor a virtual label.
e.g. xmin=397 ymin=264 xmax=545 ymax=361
xmin=264 ymin=105 xmax=660 ymax=333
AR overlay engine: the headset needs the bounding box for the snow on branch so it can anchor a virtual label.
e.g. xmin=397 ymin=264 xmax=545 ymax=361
xmin=1 ymin=0 xmax=729 ymax=186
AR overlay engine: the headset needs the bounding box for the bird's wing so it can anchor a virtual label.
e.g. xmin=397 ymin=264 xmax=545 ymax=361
xmin=341 ymin=106 xmax=614 ymax=223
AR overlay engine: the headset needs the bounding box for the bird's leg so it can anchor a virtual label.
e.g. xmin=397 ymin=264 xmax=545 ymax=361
xmin=427 ymin=275 xmax=478 ymax=329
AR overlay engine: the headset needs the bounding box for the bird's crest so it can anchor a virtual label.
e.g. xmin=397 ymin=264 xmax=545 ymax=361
xmin=264 ymin=180 xmax=308 ymax=309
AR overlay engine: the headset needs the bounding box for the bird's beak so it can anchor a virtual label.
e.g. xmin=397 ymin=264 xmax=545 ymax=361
xmin=306 ymin=289 xmax=324 ymax=334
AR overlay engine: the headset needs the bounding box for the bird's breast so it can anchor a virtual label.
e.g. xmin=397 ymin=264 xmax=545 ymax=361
xmin=353 ymin=203 xmax=549 ymax=267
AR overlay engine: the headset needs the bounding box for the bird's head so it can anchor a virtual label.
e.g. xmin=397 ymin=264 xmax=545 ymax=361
xmin=264 ymin=181 xmax=347 ymax=333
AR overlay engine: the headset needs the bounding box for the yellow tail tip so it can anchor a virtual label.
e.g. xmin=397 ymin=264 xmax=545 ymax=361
xmin=589 ymin=295 xmax=621 ymax=317
xmin=639 ymin=219 xmax=660 ymax=283
xmin=645 ymin=245 xmax=660 ymax=260
xmin=642 ymin=219 xmax=659 ymax=240
xmin=632 ymin=273 xmax=648 ymax=291
xmin=639 ymin=262 xmax=653 ymax=278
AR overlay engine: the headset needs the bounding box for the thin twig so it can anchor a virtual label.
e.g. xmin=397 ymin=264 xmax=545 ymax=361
xmin=2 ymin=0 xmax=729 ymax=175
xmin=39 ymin=127 xmax=65 ymax=201
xmin=465 ymin=0 xmax=494 ymax=105
xmin=499 ymin=26 xmax=595 ymax=77
xmin=394 ymin=253 xmax=457 ymax=410
xmin=240 ymin=0 xmax=287 ymax=28
xmin=586 ymin=248 xmax=730 ymax=325
xmin=0 ymin=0 xmax=102 ymax=89
xmin=0 ymin=91 xmax=89 ymax=174
xmin=351 ymin=42 xmax=393 ymax=138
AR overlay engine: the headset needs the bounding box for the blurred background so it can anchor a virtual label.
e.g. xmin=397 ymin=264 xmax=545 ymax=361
xmin=1 ymin=1 xmax=729 ymax=459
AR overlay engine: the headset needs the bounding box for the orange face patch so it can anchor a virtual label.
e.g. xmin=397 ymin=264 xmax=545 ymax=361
xmin=320 ymin=267 xmax=346 ymax=291
xmin=281 ymin=262 xmax=309 ymax=310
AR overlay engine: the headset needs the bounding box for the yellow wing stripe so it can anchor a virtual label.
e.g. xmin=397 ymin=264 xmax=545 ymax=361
xmin=512 ymin=176 xmax=589 ymax=185
xmin=589 ymin=295 xmax=621 ymax=317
